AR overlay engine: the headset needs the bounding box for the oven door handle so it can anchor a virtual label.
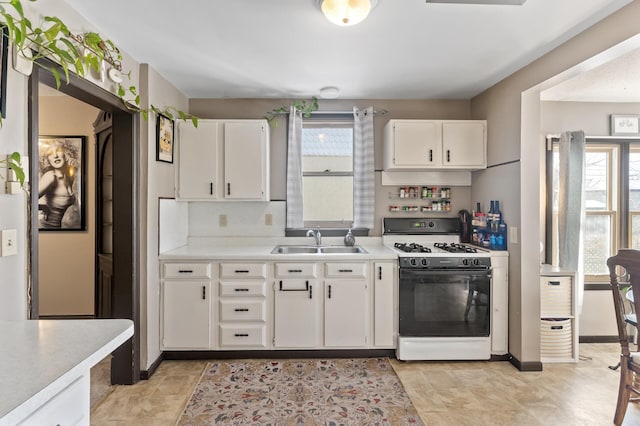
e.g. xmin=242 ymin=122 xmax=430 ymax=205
xmin=400 ymin=268 xmax=492 ymax=278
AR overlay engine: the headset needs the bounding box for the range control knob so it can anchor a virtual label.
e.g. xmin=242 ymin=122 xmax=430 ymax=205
xmin=428 ymin=221 xmax=435 ymax=228
xmin=420 ymin=258 xmax=430 ymax=267
xmin=409 ymin=258 xmax=418 ymax=267
xmin=473 ymin=258 xmax=481 ymax=266
xmin=462 ymin=258 xmax=471 ymax=266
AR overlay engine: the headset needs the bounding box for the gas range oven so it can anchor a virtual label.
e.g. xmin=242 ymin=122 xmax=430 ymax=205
xmin=383 ymin=217 xmax=492 ymax=361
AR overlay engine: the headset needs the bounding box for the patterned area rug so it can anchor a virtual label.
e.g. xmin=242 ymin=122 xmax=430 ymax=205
xmin=176 ymin=358 xmax=424 ymax=425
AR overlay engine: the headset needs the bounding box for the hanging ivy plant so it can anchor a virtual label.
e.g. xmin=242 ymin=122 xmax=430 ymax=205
xmin=0 ymin=0 xmax=197 ymax=186
xmin=265 ymin=97 xmax=319 ymax=127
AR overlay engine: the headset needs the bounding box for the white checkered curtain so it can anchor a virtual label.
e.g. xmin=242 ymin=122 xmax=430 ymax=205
xmin=352 ymin=107 xmax=375 ymax=229
xmin=558 ymin=130 xmax=586 ymax=312
xmin=286 ymin=106 xmax=304 ymax=228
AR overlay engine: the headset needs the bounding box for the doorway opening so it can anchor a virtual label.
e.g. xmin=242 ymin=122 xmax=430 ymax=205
xmin=28 ymin=59 xmax=140 ymax=385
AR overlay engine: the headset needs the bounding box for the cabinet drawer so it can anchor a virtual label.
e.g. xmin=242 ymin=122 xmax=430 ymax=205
xmin=275 ymin=263 xmax=317 ymax=278
xmin=325 ymin=262 xmax=367 ymax=278
xmin=220 ymin=299 xmax=266 ymax=322
xmin=540 ymin=276 xmax=572 ymax=316
xmin=163 ymin=262 xmax=211 ymax=279
xmin=220 ymin=281 xmax=266 ymax=297
xmin=220 ymin=263 xmax=266 ymax=279
xmin=219 ymin=324 xmax=267 ymax=348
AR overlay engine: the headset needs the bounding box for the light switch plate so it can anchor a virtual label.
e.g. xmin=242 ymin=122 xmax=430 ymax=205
xmin=1 ymin=229 xmax=17 ymax=256
xmin=265 ymin=214 xmax=273 ymax=226
xmin=219 ymin=214 xmax=227 ymax=227
xmin=509 ymin=226 xmax=518 ymax=244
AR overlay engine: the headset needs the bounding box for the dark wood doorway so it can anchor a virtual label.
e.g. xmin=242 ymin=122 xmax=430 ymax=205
xmin=28 ymin=60 xmax=140 ymax=385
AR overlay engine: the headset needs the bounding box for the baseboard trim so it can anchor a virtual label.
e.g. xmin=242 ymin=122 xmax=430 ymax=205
xmin=163 ymin=349 xmax=396 ymax=361
xmin=490 ymin=353 xmax=512 ymax=362
xmin=140 ymin=353 xmax=164 ymax=380
xmin=509 ymin=354 xmax=543 ymax=371
xmin=579 ymin=335 xmax=619 ymax=343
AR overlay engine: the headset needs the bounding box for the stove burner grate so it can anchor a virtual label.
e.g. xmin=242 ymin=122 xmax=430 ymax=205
xmin=433 ymin=242 xmax=478 ymax=253
xmin=394 ymin=242 xmax=432 ymax=253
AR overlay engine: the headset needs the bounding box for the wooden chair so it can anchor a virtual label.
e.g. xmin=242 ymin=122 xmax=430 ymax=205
xmin=607 ymin=249 xmax=640 ymax=425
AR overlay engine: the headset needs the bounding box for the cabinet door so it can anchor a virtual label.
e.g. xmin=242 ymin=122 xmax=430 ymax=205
xmin=441 ymin=121 xmax=486 ymax=168
xmin=324 ymin=280 xmax=367 ymax=347
xmin=273 ymin=279 xmax=318 ymax=347
xmin=374 ymin=262 xmax=395 ymax=347
xmin=224 ymin=121 xmax=268 ymax=200
xmin=491 ymin=256 xmax=509 ymax=355
xmin=177 ymin=120 xmax=220 ymax=199
xmin=391 ymin=121 xmax=440 ymax=168
xmin=162 ymin=281 xmax=211 ymax=349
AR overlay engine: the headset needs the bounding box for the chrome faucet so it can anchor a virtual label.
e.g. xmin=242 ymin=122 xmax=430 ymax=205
xmin=306 ymin=226 xmax=322 ymax=246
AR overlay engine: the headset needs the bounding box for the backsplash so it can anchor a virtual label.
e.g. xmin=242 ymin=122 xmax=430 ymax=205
xmin=189 ymin=201 xmax=286 ymax=237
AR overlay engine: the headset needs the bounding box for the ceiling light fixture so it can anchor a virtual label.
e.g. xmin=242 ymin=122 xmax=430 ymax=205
xmin=319 ymin=86 xmax=340 ymax=98
xmin=317 ymin=0 xmax=378 ymax=27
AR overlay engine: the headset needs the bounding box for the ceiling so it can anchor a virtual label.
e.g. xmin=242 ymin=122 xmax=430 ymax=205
xmin=61 ymin=0 xmax=634 ymax=100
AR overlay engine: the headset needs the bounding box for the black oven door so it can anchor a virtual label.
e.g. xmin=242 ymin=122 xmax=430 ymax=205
xmin=399 ymin=268 xmax=491 ymax=337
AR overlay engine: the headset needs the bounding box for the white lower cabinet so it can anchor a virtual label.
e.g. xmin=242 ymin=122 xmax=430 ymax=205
xmin=162 ymin=280 xmax=212 ymax=349
xmin=160 ymin=258 xmax=397 ymax=352
xmin=161 ymin=262 xmax=214 ymax=350
xmin=325 ymin=279 xmax=367 ymax=347
xmin=373 ymin=262 xmax=396 ymax=348
xmin=274 ymin=263 xmax=320 ymax=348
xmin=18 ymin=374 xmax=89 ymax=426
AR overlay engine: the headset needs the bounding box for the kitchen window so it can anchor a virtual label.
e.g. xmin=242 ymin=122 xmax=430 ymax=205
xmin=547 ymin=139 xmax=640 ymax=282
xmin=301 ymin=115 xmax=354 ymax=228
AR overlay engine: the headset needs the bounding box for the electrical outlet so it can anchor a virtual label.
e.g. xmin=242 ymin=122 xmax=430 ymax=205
xmin=265 ymin=213 xmax=273 ymax=226
xmin=1 ymin=229 xmax=17 ymax=256
xmin=509 ymin=226 xmax=518 ymax=244
xmin=219 ymin=214 xmax=227 ymax=227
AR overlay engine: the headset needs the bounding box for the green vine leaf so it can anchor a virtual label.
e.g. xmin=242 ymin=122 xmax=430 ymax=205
xmin=265 ymin=97 xmax=319 ymax=128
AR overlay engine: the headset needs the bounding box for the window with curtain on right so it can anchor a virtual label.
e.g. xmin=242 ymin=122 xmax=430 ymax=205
xmin=549 ymin=139 xmax=640 ymax=282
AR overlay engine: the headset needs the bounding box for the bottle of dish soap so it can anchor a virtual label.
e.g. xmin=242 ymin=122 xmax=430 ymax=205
xmin=344 ymin=228 xmax=355 ymax=246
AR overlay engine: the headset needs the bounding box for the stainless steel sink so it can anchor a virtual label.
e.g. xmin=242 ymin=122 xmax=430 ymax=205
xmin=271 ymin=245 xmax=320 ymax=254
xmin=270 ymin=245 xmax=367 ymax=254
xmin=320 ymin=246 xmax=367 ymax=254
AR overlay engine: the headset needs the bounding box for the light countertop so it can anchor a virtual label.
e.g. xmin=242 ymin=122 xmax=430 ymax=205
xmin=159 ymin=237 xmax=399 ymax=261
xmin=540 ymin=264 xmax=576 ymax=276
xmin=0 ymin=319 xmax=133 ymax=425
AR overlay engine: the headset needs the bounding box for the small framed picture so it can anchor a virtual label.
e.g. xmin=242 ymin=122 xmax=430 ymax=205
xmin=156 ymin=113 xmax=174 ymax=163
xmin=38 ymin=136 xmax=86 ymax=231
xmin=0 ymin=26 xmax=9 ymax=118
xmin=610 ymin=114 xmax=640 ymax=136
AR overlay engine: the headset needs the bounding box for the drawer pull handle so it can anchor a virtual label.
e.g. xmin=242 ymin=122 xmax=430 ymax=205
xmin=447 ymin=149 xmax=451 ymax=162
xmin=309 ymin=284 xmax=313 ymax=299
xmin=234 ymin=333 xmax=249 ymax=337
xmin=178 ymin=270 xmax=194 ymax=273
xmin=202 ymin=286 xmax=206 ymax=300
xmin=279 ymin=280 xmax=310 ymax=292
xmin=378 ymin=266 xmax=382 ymax=280
xmin=288 ymin=269 xmax=303 ymax=273
xmin=550 ymin=325 xmax=564 ymax=330
xmin=234 ymin=288 xmax=250 ymax=292
xmin=328 ymin=284 xmax=332 ymax=299
xmin=548 ymin=281 xmax=561 ymax=286
xmin=234 ymin=308 xmax=249 ymax=312
xmin=235 ymin=270 xmax=250 ymax=273
xmin=338 ymin=269 xmax=353 ymax=273
xmin=227 ymin=183 xmax=231 ymax=195
xmin=209 ymin=182 xmax=213 ymax=195
xmin=429 ymin=149 xmax=433 ymax=162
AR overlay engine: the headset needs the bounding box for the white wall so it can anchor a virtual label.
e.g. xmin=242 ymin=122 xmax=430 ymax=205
xmin=140 ymin=64 xmax=189 ymax=369
xmin=471 ymin=1 xmax=640 ymax=364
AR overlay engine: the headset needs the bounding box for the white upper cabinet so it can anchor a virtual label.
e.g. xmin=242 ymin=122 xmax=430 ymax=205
xmin=176 ymin=119 xmax=270 ymax=201
xmin=383 ymin=119 xmax=487 ymax=170
xmin=224 ymin=121 xmax=269 ymax=200
xmin=177 ymin=120 xmax=221 ymax=200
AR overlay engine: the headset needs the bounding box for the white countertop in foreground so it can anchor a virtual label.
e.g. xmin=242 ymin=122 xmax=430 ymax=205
xmin=159 ymin=237 xmax=399 ymax=260
xmin=0 ymin=319 xmax=133 ymax=425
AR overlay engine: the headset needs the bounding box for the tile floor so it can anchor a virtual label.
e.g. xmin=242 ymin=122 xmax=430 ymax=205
xmin=90 ymin=344 xmax=640 ymax=425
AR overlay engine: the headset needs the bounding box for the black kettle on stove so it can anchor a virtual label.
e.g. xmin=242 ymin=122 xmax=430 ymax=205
xmin=458 ymin=209 xmax=472 ymax=243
